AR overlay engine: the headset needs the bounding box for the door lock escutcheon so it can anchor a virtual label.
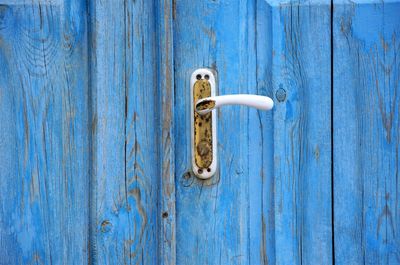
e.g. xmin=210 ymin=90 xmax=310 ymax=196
xmin=191 ymin=69 xmax=217 ymax=179
xmin=191 ymin=68 xmax=274 ymax=179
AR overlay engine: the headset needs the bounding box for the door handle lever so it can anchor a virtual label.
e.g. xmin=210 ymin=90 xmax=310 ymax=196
xmin=190 ymin=68 xmax=274 ymax=179
xmin=195 ymin=94 xmax=274 ymax=115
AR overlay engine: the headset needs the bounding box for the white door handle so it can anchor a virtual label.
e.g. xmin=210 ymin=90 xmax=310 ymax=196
xmin=195 ymin=94 xmax=274 ymax=115
xmin=190 ymin=68 xmax=274 ymax=179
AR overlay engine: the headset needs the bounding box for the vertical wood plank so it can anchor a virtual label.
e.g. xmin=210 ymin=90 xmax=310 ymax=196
xmin=0 ymin=1 xmax=90 ymax=263
xmin=125 ymin=0 xmax=160 ymax=264
xmin=156 ymin=0 xmax=176 ymax=264
xmin=89 ymin=0 xmax=126 ymax=262
xmin=333 ymin=1 xmax=400 ymax=264
xmin=250 ymin=1 xmax=276 ymax=264
xmin=89 ymin=0 xmax=160 ymax=264
xmin=265 ymin=1 xmax=333 ymax=264
xmin=173 ymin=1 xmax=255 ymax=264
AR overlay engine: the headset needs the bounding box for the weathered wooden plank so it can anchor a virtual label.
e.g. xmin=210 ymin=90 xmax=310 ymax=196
xmin=265 ymin=1 xmax=333 ymax=264
xmin=250 ymin=2 xmax=276 ymax=264
xmin=156 ymin=0 xmax=176 ymax=264
xmin=333 ymin=1 xmax=400 ymax=264
xmin=89 ymin=0 xmax=159 ymax=263
xmin=88 ymin=1 xmax=126 ymax=263
xmin=125 ymin=1 xmax=160 ymax=264
xmin=124 ymin=0 xmax=160 ymax=264
xmin=0 ymin=1 xmax=90 ymax=263
xmin=173 ymin=1 xmax=255 ymax=264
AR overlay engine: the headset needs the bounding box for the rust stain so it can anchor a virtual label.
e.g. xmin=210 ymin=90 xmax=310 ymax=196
xmin=196 ymin=99 xmax=215 ymax=111
xmin=193 ymin=79 xmax=213 ymax=169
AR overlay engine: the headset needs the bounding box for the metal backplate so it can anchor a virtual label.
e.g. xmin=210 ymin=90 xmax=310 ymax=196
xmin=191 ymin=69 xmax=217 ymax=179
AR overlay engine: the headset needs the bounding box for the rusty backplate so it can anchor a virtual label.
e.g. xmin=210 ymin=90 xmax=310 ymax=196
xmin=193 ymin=79 xmax=213 ymax=171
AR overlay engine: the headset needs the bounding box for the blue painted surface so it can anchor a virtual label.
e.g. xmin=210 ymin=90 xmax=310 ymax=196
xmin=88 ymin=0 xmax=160 ymax=264
xmin=0 ymin=1 xmax=90 ymax=264
xmin=173 ymin=1 xmax=254 ymax=263
xmin=156 ymin=0 xmax=176 ymax=264
xmin=266 ymin=1 xmax=333 ymax=264
xmin=333 ymin=1 xmax=400 ymax=264
xmin=0 ymin=0 xmax=399 ymax=264
xmin=173 ymin=1 xmax=332 ymax=264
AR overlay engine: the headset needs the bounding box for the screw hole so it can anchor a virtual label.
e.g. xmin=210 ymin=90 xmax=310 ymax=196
xmin=183 ymin=172 xmax=191 ymax=180
xmin=207 ymin=168 xmax=211 ymax=172
xmin=196 ymin=74 xmax=202 ymax=80
xmin=275 ymin=86 xmax=287 ymax=102
xmin=198 ymin=168 xmax=203 ymax=174
xmin=204 ymin=74 xmax=210 ymax=80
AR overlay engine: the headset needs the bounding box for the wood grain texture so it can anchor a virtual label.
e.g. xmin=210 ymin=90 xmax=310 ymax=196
xmin=265 ymin=1 xmax=333 ymax=264
xmin=156 ymin=0 xmax=176 ymax=264
xmin=89 ymin=1 xmax=126 ymax=262
xmin=3 ymin=0 xmax=399 ymax=264
xmin=174 ymin=0 xmax=332 ymax=264
xmin=173 ymin=1 xmax=255 ymax=263
xmin=89 ymin=0 xmax=159 ymax=264
xmin=333 ymin=1 xmax=400 ymax=264
xmin=0 ymin=1 xmax=90 ymax=264
xmin=252 ymin=2 xmax=276 ymax=264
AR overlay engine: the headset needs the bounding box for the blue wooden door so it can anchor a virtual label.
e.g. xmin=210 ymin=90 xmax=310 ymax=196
xmin=173 ymin=1 xmax=332 ymax=264
xmin=0 ymin=1 xmax=399 ymax=264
